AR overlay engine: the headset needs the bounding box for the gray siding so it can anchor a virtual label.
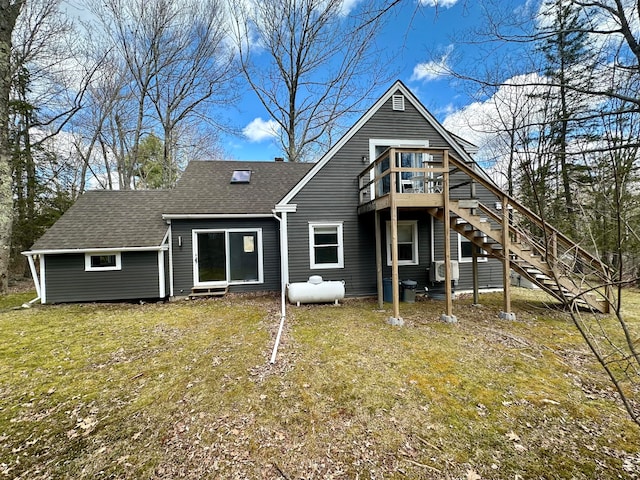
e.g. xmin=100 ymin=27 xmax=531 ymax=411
xmin=288 ymin=91 xmax=503 ymax=295
xmin=288 ymin=93 xmax=451 ymax=296
xmin=379 ymin=211 xmax=433 ymax=293
xmin=44 ymin=251 xmax=161 ymax=303
xmin=170 ymin=218 xmax=281 ymax=295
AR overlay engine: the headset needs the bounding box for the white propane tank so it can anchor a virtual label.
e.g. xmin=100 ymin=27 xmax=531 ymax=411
xmin=287 ymin=276 xmax=345 ymax=306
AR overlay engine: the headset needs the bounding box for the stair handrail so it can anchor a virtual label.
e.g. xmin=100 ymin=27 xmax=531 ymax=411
xmin=447 ymin=153 xmax=612 ymax=281
xmin=473 ymin=201 xmax=606 ymax=282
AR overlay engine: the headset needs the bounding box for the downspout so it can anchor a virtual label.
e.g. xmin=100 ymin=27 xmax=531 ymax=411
xmin=270 ymin=210 xmax=288 ymax=364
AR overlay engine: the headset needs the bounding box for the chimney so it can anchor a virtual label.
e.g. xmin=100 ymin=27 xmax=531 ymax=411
xmin=274 ymin=157 xmax=284 ymax=162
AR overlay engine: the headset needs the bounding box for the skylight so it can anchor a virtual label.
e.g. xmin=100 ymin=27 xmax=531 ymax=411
xmin=230 ymin=170 xmax=252 ymax=183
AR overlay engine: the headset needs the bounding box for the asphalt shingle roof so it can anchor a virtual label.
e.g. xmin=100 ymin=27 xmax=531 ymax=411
xmin=30 ymin=160 xmax=312 ymax=251
xmin=165 ymin=160 xmax=312 ymax=215
xmin=30 ymin=190 xmax=171 ymax=251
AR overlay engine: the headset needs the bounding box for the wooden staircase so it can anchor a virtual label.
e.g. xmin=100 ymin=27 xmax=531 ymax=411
xmin=355 ymin=145 xmax=614 ymax=315
xmin=427 ymin=153 xmax=614 ymax=313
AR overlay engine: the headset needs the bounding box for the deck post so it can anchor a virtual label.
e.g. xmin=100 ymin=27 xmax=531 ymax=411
xmin=389 ymin=149 xmax=402 ymax=325
xmin=500 ymin=196 xmax=515 ymax=320
xmin=441 ymin=149 xmax=455 ymax=322
xmin=472 ymin=244 xmax=480 ymax=305
xmin=375 ymin=209 xmax=383 ymax=309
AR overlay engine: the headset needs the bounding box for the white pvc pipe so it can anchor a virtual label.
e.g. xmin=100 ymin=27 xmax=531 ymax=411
xmin=270 ymin=211 xmax=288 ymax=364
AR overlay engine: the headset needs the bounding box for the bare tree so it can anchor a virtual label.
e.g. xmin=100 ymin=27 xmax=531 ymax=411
xmin=0 ymin=0 xmax=24 ymax=291
xmin=82 ymin=0 xmax=237 ymax=189
xmin=9 ymin=0 xmax=80 ymax=271
xmin=440 ymin=0 xmax=640 ymax=425
xmin=229 ymin=0 xmax=392 ymax=162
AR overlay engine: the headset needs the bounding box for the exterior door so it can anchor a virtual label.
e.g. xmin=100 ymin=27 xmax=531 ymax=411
xmin=193 ymin=230 xmax=262 ymax=286
xmin=195 ymin=232 xmax=226 ymax=283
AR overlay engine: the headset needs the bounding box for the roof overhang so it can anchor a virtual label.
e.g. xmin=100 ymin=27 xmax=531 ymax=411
xmin=23 ymin=245 xmax=168 ymax=256
xmin=162 ymin=213 xmax=274 ymax=220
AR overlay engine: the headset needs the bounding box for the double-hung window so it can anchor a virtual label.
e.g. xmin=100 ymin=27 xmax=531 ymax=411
xmin=386 ymin=220 xmax=418 ymax=265
xmin=309 ymin=222 xmax=344 ymax=269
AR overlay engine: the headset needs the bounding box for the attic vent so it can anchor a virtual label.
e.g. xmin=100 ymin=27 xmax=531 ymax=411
xmin=392 ymin=94 xmax=405 ymax=111
xmin=230 ymin=170 xmax=252 ymax=183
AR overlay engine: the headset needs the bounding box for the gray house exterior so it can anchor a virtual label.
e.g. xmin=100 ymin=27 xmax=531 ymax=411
xmin=24 ymin=81 xmax=503 ymax=304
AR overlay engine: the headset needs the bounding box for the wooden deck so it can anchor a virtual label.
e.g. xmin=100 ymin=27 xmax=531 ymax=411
xmin=356 ymin=147 xmax=613 ymax=319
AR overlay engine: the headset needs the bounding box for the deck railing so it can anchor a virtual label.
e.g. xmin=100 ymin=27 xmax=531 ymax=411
xmin=357 ymin=147 xmax=450 ymax=206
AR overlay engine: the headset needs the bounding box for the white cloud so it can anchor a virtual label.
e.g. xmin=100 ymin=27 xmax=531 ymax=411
xmin=411 ymin=45 xmax=454 ymax=82
xmin=419 ymin=0 xmax=459 ymax=8
xmin=339 ymin=0 xmax=362 ymax=16
xmin=242 ymin=117 xmax=280 ymax=142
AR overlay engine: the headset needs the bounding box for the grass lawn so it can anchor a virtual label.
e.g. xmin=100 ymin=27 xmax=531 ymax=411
xmin=0 ymin=288 xmax=639 ymax=479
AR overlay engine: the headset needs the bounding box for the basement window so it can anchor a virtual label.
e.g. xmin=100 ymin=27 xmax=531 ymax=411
xmin=230 ymin=170 xmax=252 ymax=183
xmin=85 ymin=252 xmax=122 ymax=271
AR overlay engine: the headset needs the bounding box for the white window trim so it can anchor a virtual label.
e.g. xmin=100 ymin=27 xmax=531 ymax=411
xmin=368 ymin=139 xmax=429 ymax=166
xmin=85 ymin=252 xmax=122 ymax=271
xmin=309 ymin=222 xmax=344 ymax=269
xmin=386 ymin=220 xmax=419 ymax=266
xmin=458 ymin=218 xmax=488 ymax=263
xmin=192 ymin=228 xmax=264 ymax=286
xmin=368 ymin=139 xmax=430 ymax=201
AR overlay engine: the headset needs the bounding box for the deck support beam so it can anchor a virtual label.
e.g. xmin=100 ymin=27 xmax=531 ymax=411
xmin=389 ymin=149 xmax=402 ymax=324
xmin=375 ymin=209 xmax=383 ymax=309
xmin=500 ymin=196 xmax=515 ymax=320
xmin=441 ymin=149 xmax=456 ymax=323
xmin=472 ymin=244 xmax=480 ymax=305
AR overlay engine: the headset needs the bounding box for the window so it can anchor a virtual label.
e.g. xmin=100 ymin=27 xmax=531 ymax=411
xmin=309 ymin=222 xmax=344 ymax=269
xmin=386 ymin=220 xmax=419 ymax=265
xmin=458 ymin=218 xmax=488 ymax=263
xmin=85 ymin=252 xmax=121 ymax=271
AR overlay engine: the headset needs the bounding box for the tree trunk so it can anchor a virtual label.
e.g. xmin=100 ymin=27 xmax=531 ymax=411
xmin=0 ymin=0 xmax=25 ymax=292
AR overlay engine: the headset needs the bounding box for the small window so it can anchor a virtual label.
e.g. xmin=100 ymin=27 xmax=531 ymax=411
xmin=85 ymin=252 xmax=122 ymax=271
xmin=230 ymin=170 xmax=252 ymax=183
xmin=386 ymin=220 xmax=418 ymax=265
xmin=309 ymin=222 xmax=344 ymax=269
xmin=392 ymin=94 xmax=405 ymax=111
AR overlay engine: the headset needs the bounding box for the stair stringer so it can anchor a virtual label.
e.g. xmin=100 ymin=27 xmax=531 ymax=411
xmin=430 ymin=201 xmax=610 ymax=313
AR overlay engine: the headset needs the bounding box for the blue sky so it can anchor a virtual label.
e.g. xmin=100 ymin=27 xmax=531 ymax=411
xmin=225 ymin=0 xmax=508 ymax=161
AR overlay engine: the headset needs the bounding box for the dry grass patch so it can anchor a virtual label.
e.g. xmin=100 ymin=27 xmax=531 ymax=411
xmin=0 ymin=289 xmax=638 ymax=479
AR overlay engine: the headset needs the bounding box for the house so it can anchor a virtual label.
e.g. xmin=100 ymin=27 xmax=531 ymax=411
xmin=24 ymin=81 xmax=612 ymax=318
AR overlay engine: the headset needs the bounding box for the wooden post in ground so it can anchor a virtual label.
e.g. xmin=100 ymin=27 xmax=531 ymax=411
xmin=472 ymin=243 xmax=479 ymax=304
xmin=501 ymin=196 xmax=514 ymax=319
xmin=471 ymin=174 xmax=479 ymax=304
xmin=375 ymin=209 xmax=383 ymax=309
xmin=442 ymin=150 xmax=454 ymax=321
xmin=390 ymin=149 xmax=401 ymax=322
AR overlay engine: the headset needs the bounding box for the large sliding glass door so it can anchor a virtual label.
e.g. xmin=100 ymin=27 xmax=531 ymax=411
xmin=193 ymin=229 xmax=262 ymax=286
xmin=196 ymin=232 xmax=226 ymax=282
